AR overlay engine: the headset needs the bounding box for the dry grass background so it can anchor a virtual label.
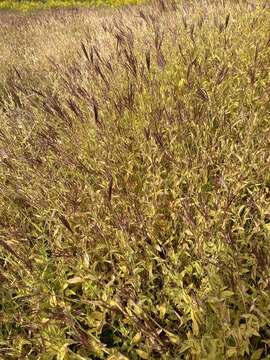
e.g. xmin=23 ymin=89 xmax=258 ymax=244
xmin=0 ymin=0 xmax=270 ymax=358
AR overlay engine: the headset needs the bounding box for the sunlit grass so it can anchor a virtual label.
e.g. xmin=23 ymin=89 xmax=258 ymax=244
xmin=0 ymin=0 xmax=143 ymax=10
xmin=0 ymin=0 xmax=270 ymax=358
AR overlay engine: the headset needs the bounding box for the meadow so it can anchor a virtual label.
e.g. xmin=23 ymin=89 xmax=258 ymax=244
xmin=0 ymin=0 xmax=270 ymax=358
xmin=0 ymin=0 xmax=142 ymax=11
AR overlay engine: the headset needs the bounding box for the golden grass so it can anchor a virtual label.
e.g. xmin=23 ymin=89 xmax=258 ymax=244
xmin=0 ymin=0 xmax=270 ymax=358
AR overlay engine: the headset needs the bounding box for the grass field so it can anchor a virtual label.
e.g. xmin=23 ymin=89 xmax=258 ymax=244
xmin=0 ymin=0 xmax=270 ymax=358
xmin=0 ymin=0 xmax=142 ymax=10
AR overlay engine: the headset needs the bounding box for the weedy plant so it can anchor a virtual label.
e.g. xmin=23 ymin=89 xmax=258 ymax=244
xmin=0 ymin=0 xmax=270 ymax=358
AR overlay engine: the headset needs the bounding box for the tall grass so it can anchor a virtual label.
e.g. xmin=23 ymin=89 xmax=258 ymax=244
xmin=0 ymin=0 xmax=143 ymax=11
xmin=0 ymin=0 xmax=270 ymax=358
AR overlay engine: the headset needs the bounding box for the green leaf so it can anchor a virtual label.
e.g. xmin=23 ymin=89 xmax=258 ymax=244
xmin=221 ymin=290 xmax=234 ymax=298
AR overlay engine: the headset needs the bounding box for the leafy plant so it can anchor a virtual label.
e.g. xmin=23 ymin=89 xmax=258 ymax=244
xmin=0 ymin=0 xmax=270 ymax=358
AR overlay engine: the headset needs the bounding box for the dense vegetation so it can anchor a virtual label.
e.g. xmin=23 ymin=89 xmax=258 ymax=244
xmin=0 ymin=0 xmax=141 ymax=11
xmin=0 ymin=0 xmax=270 ymax=358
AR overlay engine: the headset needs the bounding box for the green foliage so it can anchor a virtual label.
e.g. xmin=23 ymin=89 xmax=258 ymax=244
xmin=0 ymin=0 xmax=270 ymax=358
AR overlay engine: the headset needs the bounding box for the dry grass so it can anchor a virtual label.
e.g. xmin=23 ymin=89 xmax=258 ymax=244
xmin=1 ymin=0 xmax=270 ymax=358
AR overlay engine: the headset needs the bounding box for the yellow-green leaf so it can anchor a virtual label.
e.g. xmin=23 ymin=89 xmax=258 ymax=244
xmin=221 ymin=290 xmax=234 ymax=298
xmin=67 ymin=276 xmax=84 ymax=284
xmin=157 ymin=303 xmax=167 ymax=319
xmin=251 ymin=349 xmax=264 ymax=360
xmin=131 ymin=332 xmax=142 ymax=345
xmin=226 ymin=347 xmax=237 ymax=358
xmin=136 ymin=350 xmax=149 ymax=359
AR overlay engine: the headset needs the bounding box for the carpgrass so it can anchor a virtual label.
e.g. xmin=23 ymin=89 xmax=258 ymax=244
xmin=0 ymin=0 xmax=270 ymax=359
